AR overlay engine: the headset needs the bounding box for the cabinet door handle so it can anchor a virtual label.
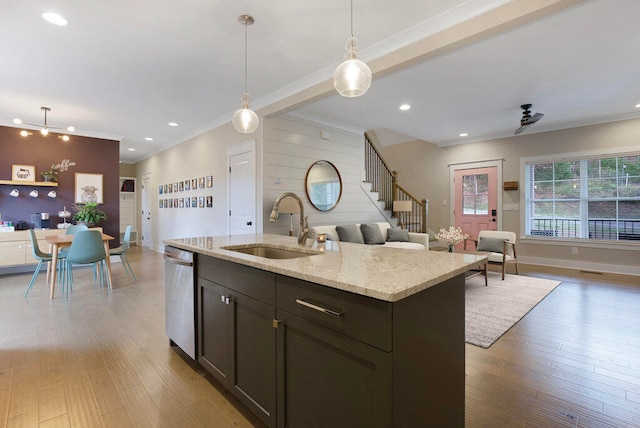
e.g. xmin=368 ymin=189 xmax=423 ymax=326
xmin=295 ymin=299 xmax=343 ymax=318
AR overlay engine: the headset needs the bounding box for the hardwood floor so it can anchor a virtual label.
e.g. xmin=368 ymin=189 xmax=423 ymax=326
xmin=0 ymin=246 xmax=638 ymax=427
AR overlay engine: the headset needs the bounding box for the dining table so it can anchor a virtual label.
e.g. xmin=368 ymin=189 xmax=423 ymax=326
xmin=46 ymin=232 xmax=115 ymax=299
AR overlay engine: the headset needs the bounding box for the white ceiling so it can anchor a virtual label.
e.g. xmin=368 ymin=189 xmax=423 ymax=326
xmin=1 ymin=0 xmax=639 ymax=163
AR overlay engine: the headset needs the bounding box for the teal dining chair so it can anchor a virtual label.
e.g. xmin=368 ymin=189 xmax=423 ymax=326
xmin=110 ymin=225 xmax=136 ymax=281
xmin=24 ymin=230 xmax=53 ymax=298
xmin=62 ymin=230 xmax=110 ymax=299
xmin=57 ymin=224 xmax=89 ymax=260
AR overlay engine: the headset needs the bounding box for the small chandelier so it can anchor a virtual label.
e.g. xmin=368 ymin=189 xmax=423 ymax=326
xmin=333 ymin=0 xmax=371 ymax=97
xmin=232 ymin=15 xmax=259 ymax=134
xmin=15 ymin=106 xmax=73 ymax=140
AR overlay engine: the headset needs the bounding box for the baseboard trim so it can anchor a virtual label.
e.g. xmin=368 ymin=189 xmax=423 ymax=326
xmin=519 ymin=256 xmax=640 ymax=278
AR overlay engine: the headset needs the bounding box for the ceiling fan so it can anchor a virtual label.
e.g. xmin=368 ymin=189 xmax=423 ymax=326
xmin=514 ymin=104 xmax=544 ymax=135
xmin=15 ymin=106 xmax=74 ymax=140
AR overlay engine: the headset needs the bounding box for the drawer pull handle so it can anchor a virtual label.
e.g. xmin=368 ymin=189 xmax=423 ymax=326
xmin=295 ymin=299 xmax=342 ymax=318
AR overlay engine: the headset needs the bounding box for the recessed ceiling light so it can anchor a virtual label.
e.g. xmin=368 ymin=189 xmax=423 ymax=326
xmin=459 ymin=133 xmax=468 ymax=137
xmin=42 ymin=12 xmax=67 ymax=26
xmin=20 ymin=130 xmax=30 ymax=137
xmin=636 ymin=103 xmax=640 ymax=108
xmin=128 ymin=148 xmax=136 ymax=151
xmin=168 ymin=122 xmax=178 ymax=127
xmin=145 ymin=137 xmax=153 ymax=141
xmin=13 ymin=118 xmax=22 ymax=125
xmin=399 ymin=104 xmax=411 ymax=111
xmin=66 ymin=126 xmax=75 ymax=132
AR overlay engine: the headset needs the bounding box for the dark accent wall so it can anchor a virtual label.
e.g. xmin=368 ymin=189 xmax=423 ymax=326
xmin=0 ymin=126 xmax=120 ymax=246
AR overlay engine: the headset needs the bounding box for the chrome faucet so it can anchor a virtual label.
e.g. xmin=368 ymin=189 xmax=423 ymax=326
xmin=269 ymin=192 xmax=309 ymax=244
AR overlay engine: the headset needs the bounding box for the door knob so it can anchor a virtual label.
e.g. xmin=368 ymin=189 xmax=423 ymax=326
xmin=246 ymin=221 xmax=252 ymax=226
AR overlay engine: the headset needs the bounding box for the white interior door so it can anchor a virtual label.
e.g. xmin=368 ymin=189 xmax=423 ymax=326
xmin=141 ymin=174 xmax=152 ymax=247
xmin=228 ymin=141 xmax=256 ymax=235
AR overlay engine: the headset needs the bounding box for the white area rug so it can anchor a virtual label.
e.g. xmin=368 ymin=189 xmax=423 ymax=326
xmin=465 ymin=272 xmax=561 ymax=348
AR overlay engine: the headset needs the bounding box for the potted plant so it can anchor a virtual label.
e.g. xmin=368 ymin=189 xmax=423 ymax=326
xmin=41 ymin=168 xmax=58 ymax=183
xmin=72 ymin=202 xmax=107 ymax=227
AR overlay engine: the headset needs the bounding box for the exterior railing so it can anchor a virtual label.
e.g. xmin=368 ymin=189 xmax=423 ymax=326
xmin=530 ymin=218 xmax=640 ymax=240
xmin=364 ymin=133 xmax=427 ymax=233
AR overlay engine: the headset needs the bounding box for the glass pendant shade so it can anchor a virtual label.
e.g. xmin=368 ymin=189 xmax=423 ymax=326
xmin=232 ymin=93 xmax=259 ymax=133
xmin=334 ymin=36 xmax=371 ymax=97
xmin=40 ymin=126 xmax=49 ymax=136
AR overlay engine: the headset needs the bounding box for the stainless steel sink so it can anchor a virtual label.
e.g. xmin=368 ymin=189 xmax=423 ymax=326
xmin=222 ymin=244 xmax=320 ymax=259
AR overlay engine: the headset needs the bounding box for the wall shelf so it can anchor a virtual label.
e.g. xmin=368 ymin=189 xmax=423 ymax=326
xmin=0 ymin=180 xmax=58 ymax=187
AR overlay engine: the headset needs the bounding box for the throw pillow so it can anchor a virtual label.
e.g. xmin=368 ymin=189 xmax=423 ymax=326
xmin=360 ymin=223 xmax=386 ymax=245
xmin=387 ymin=228 xmax=409 ymax=242
xmin=336 ymin=224 xmax=365 ymax=244
xmin=476 ymin=236 xmax=506 ymax=253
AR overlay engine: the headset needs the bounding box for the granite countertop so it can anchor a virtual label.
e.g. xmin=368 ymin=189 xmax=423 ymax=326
xmin=163 ymin=234 xmax=487 ymax=302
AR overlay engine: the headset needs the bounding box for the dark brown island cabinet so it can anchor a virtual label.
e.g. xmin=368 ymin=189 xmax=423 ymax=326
xmin=197 ymin=255 xmax=465 ymax=428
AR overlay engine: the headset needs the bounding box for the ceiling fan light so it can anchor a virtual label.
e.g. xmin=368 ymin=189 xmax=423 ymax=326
xmin=334 ymin=36 xmax=371 ymax=97
xmin=232 ymin=94 xmax=259 ymax=133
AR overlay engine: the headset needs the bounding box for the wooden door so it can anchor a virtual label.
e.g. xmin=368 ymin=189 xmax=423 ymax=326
xmin=454 ymin=166 xmax=498 ymax=243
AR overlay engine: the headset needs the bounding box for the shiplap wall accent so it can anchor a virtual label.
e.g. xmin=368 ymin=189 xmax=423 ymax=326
xmin=263 ymin=115 xmax=385 ymax=236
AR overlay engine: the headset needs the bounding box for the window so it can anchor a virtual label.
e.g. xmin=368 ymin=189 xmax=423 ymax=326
xmin=462 ymin=173 xmax=489 ymax=215
xmin=525 ymin=154 xmax=640 ymax=241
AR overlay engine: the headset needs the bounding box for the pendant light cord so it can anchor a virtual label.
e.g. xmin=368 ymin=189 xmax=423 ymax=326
xmin=244 ymin=20 xmax=248 ymax=94
xmin=350 ymin=0 xmax=354 ymax=37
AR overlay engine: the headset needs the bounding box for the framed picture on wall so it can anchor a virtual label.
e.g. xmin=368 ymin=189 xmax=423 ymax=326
xmin=11 ymin=164 xmax=36 ymax=182
xmin=198 ymin=177 xmax=205 ymax=189
xmin=206 ymin=175 xmax=213 ymax=188
xmin=184 ymin=180 xmax=190 ymax=191
xmin=75 ymin=173 xmax=104 ymax=203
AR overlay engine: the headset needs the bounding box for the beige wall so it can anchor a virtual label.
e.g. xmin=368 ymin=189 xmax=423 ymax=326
xmin=377 ymin=118 xmax=640 ymax=274
xmin=133 ymin=122 xmax=263 ymax=251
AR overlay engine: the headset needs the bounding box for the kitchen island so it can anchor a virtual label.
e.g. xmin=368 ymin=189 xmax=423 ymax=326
xmin=164 ymin=234 xmax=486 ymax=428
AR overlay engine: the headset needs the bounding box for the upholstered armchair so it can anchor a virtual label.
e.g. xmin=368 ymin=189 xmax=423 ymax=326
xmin=464 ymin=230 xmax=519 ymax=280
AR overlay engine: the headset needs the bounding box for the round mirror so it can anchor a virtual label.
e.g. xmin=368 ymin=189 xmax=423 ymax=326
xmin=305 ymin=160 xmax=342 ymax=211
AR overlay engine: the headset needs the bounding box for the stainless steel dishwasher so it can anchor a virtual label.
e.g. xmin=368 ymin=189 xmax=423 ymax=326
xmin=164 ymin=246 xmax=196 ymax=359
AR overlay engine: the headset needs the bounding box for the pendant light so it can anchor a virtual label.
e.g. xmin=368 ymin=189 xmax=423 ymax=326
xmin=232 ymin=15 xmax=259 ymax=134
xmin=333 ymin=0 xmax=371 ymax=97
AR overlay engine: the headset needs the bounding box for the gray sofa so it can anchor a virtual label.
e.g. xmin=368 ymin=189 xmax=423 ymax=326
xmin=309 ymin=222 xmax=429 ymax=250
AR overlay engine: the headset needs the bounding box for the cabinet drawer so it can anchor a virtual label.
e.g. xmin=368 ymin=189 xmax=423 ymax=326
xmin=276 ymin=275 xmax=392 ymax=352
xmin=198 ymin=256 xmax=275 ymax=306
xmin=0 ymin=241 xmax=27 ymax=266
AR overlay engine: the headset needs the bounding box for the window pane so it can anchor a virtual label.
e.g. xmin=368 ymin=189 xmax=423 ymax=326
xmin=588 ymin=201 xmax=616 ymax=219
xmin=462 ymin=175 xmax=475 ymax=195
xmin=534 ymin=182 xmax=553 ymax=199
xmin=554 ymin=161 xmax=579 ymax=180
xmin=555 ymin=180 xmax=580 ymax=199
xmin=588 ymin=178 xmax=617 ymax=198
xmin=463 ymin=196 xmax=475 ymax=214
xmin=533 ymin=201 xmax=553 ymax=217
xmin=618 ymin=201 xmax=640 ymax=240
xmin=618 ymin=176 xmax=640 ymax=197
xmin=555 ymin=201 xmax=580 ymax=218
xmin=475 ymin=195 xmax=488 ymax=214
xmin=588 ymin=158 xmax=617 ymax=178
xmin=476 ymin=174 xmax=488 ymax=193
xmin=533 ymin=163 xmax=553 ymax=181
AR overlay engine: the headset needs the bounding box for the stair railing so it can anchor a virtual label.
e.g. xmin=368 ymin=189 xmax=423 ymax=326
xmin=364 ymin=133 xmax=428 ymax=233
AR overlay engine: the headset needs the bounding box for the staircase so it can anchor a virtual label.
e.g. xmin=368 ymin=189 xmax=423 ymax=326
xmin=363 ymin=132 xmax=428 ymax=233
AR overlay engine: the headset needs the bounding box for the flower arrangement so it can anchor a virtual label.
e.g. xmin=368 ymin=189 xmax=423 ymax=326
xmin=434 ymin=226 xmax=469 ymax=250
